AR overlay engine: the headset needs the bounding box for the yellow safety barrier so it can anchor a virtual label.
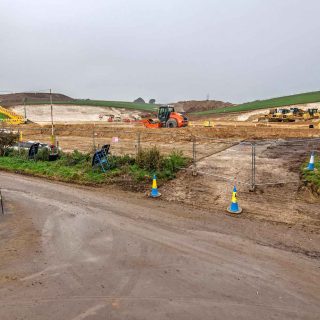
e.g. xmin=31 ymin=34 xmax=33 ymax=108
xmin=0 ymin=106 xmax=25 ymax=125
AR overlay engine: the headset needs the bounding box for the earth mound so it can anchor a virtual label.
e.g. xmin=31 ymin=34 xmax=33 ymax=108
xmin=173 ymin=100 xmax=234 ymax=113
xmin=0 ymin=92 xmax=73 ymax=107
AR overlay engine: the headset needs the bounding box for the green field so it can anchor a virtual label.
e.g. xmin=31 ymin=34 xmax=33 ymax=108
xmin=26 ymin=99 xmax=158 ymax=111
xmin=193 ymin=91 xmax=320 ymax=115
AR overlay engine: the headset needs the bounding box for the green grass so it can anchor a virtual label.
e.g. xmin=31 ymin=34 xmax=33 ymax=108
xmin=193 ymin=91 xmax=320 ymax=115
xmin=302 ymin=155 xmax=320 ymax=190
xmin=26 ymin=99 xmax=158 ymax=111
xmin=0 ymin=155 xmax=107 ymax=184
xmin=0 ymin=113 xmax=8 ymax=120
xmin=0 ymin=148 xmax=189 ymax=188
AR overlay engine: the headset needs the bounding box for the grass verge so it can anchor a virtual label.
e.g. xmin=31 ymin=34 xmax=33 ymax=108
xmin=301 ymin=155 xmax=320 ymax=193
xmin=0 ymin=148 xmax=190 ymax=191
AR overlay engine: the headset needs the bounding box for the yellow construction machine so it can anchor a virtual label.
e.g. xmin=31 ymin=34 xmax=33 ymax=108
xmin=259 ymin=108 xmax=296 ymax=122
xmin=258 ymin=107 xmax=319 ymax=123
xmin=303 ymin=108 xmax=320 ymax=120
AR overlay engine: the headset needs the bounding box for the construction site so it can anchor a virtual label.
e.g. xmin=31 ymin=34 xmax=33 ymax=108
xmin=0 ymin=92 xmax=320 ymax=227
xmin=2 ymin=0 xmax=320 ymax=317
xmin=1 ymin=91 xmax=320 ymax=320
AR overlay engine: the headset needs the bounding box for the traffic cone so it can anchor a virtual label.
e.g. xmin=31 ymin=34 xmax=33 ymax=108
xmin=150 ymin=174 xmax=161 ymax=198
xmin=227 ymin=185 xmax=242 ymax=214
xmin=307 ymin=151 xmax=315 ymax=171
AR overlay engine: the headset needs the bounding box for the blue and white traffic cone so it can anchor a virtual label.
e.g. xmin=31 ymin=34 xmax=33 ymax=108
xmin=150 ymin=174 xmax=161 ymax=198
xmin=227 ymin=185 xmax=242 ymax=214
xmin=306 ymin=151 xmax=315 ymax=171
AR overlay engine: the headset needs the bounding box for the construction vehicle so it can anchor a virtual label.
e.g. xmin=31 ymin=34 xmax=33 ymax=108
xmin=142 ymin=105 xmax=188 ymax=128
xmin=0 ymin=106 xmax=25 ymax=124
xmin=99 ymin=114 xmax=115 ymax=121
xmin=258 ymin=107 xmax=320 ymax=123
xmin=259 ymin=107 xmax=309 ymax=122
xmin=107 ymin=115 xmax=114 ymax=122
xmin=303 ymin=108 xmax=320 ymax=120
xmin=258 ymin=108 xmax=295 ymax=122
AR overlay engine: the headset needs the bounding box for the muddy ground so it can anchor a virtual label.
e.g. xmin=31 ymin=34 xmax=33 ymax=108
xmin=11 ymin=122 xmax=320 ymax=155
xmin=163 ymin=139 xmax=320 ymax=234
xmin=2 ymin=123 xmax=320 ymax=230
xmin=1 ymin=122 xmax=320 ymax=318
xmin=0 ymin=172 xmax=319 ymax=319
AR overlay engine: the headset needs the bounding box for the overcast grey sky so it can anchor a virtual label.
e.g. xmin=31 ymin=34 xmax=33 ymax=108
xmin=1 ymin=0 xmax=319 ymax=103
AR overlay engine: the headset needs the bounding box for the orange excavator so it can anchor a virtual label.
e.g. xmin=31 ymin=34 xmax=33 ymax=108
xmin=142 ymin=105 xmax=188 ymax=128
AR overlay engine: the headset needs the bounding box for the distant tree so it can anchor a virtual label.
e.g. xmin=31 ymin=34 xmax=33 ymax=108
xmin=134 ymin=97 xmax=145 ymax=104
xmin=149 ymin=99 xmax=156 ymax=104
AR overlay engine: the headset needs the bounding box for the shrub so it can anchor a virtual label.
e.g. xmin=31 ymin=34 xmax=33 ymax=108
xmin=4 ymin=148 xmax=29 ymax=158
xmin=136 ymin=147 xmax=163 ymax=171
xmin=35 ymin=148 xmax=50 ymax=161
xmin=107 ymin=154 xmax=135 ymax=170
xmin=0 ymin=131 xmax=19 ymax=156
xmin=162 ymin=150 xmax=188 ymax=173
xmin=61 ymin=150 xmax=91 ymax=166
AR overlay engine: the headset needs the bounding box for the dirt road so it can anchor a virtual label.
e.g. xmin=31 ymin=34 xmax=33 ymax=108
xmin=0 ymin=172 xmax=319 ymax=319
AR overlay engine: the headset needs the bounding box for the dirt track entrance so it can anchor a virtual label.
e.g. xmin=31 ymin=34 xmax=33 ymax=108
xmin=163 ymin=138 xmax=320 ymax=230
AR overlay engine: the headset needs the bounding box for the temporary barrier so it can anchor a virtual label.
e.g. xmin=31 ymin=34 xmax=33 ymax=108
xmin=92 ymin=144 xmax=110 ymax=172
xmin=28 ymin=143 xmax=40 ymax=160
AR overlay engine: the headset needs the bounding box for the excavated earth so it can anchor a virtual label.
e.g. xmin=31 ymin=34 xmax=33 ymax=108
xmin=162 ymin=139 xmax=320 ymax=233
xmin=1 ymin=122 xmax=320 ymax=319
xmin=3 ymin=122 xmax=320 ymax=231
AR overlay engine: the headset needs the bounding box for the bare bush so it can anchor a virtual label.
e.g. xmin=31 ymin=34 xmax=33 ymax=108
xmin=0 ymin=131 xmax=19 ymax=156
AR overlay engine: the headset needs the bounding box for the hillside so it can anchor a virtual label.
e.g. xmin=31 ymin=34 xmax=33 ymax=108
xmin=0 ymin=92 xmax=73 ymax=107
xmin=0 ymin=93 xmax=158 ymax=112
xmin=41 ymin=99 xmax=158 ymax=111
xmin=193 ymin=91 xmax=320 ymax=115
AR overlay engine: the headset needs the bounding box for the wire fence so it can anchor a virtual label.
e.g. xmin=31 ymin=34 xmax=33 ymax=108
xmin=1 ymin=123 xmax=320 ymax=190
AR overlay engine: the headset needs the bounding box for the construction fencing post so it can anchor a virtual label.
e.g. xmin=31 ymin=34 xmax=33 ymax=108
xmin=0 ymin=189 xmax=4 ymax=215
xmin=136 ymin=132 xmax=141 ymax=155
xmin=92 ymin=124 xmax=96 ymax=151
xmin=192 ymin=136 xmax=197 ymax=176
xmin=250 ymin=143 xmax=256 ymax=191
xmin=18 ymin=128 xmax=21 ymax=154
